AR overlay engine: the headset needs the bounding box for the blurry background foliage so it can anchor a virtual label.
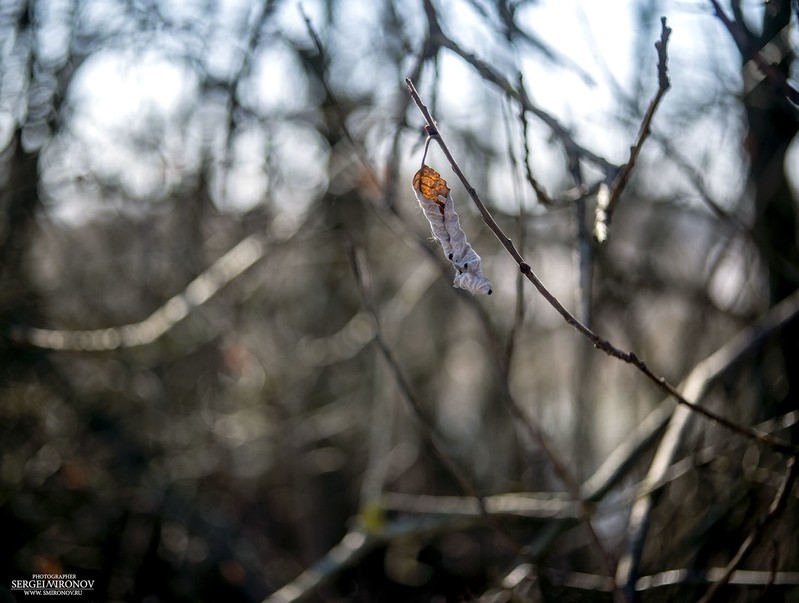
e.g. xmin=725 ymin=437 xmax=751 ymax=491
xmin=1 ymin=0 xmax=798 ymax=601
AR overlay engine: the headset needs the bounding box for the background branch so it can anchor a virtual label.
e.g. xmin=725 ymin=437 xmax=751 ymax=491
xmin=698 ymin=456 xmax=799 ymax=603
xmin=708 ymin=0 xmax=799 ymax=105
xmin=617 ymin=286 xmax=799 ymax=599
xmin=8 ymin=233 xmax=267 ymax=350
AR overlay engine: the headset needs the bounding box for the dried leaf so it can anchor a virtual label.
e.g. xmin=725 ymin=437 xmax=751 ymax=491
xmin=411 ymin=166 xmax=493 ymax=295
xmin=413 ymin=165 xmax=449 ymax=207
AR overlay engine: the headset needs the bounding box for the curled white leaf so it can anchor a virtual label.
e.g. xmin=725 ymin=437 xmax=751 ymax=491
xmin=412 ymin=185 xmax=492 ymax=296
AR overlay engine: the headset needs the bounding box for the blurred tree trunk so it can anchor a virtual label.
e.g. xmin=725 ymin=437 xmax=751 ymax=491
xmin=740 ymin=1 xmax=799 ymax=439
xmin=1 ymin=0 xmax=77 ymax=387
xmin=0 ymin=130 xmax=44 ymax=381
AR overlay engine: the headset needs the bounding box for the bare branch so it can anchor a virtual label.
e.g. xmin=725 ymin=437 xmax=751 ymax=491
xmin=517 ymin=76 xmax=555 ymax=207
xmin=649 ymin=130 xmax=744 ymax=227
xmin=265 ymin=517 xmax=475 ymax=603
xmin=500 ymin=92 xmax=528 ymax=363
xmin=265 ymin=530 xmax=375 ymax=603
xmin=698 ymin=456 xmax=799 ymax=603
xmin=543 ymin=567 xmax=799 ymax=594
xmin=596 ymin=17 xmax=672 ymax=243
xmin=8 ymin=234 xmax=266 ymax=351
xmin=581 ymin=405 xmax=671 ymax=502
xmin=708 ymin=0 xmax=799 ymax=105
xmin=407 ymin=79 xmax=627 ymax=599
xmin=404 ymin=77 xmax=799 ymax=459
xmin=616 ymin=288 xmax=799 ymax=598
xmin=382 ymin=491 xmax=580 ymax=520
xmin=431 ymin=32 xmax=617 ymax=172
xmin=300 ymin=9 xmax=384 ymax=197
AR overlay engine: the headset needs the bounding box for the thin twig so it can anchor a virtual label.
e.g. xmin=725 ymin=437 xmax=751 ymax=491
xmin=516 ymin=75 xmax=555 ymax=207
xmin=698 ymin=456 xmax=799 ymax=603
xmin=432 ymin=32 xmax=616 ymax=172
xmin=650 ymin=130 xmax=743 ymax=227
xmin=580 ymin=405 xmax=671 ymax=502
xmin=569 ymin=143 xmax=594 ymax=328
xmin=597 ymin=17 xmax=672 ymax=242
xmin=501 ymin=92 xmax=528 ymax=365
xmin=222 ymin=0 xmax=275 ymax=157
xmin=495 ymin=384 xmax=621 ymax=594
xmin=404 ymin=76 xmax=799 ymax=459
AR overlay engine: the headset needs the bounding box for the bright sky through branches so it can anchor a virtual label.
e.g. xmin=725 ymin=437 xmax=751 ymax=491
xmin=52 ymin=0 xmax=795 ymax=221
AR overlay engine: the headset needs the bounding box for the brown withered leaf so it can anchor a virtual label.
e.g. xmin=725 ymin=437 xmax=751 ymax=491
xmin=413 ymin=165 xmax=449 ymax=206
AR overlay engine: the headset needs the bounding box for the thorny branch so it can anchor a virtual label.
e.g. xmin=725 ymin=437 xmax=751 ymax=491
xmin=404 ymin=77 xmax=799 ymax=459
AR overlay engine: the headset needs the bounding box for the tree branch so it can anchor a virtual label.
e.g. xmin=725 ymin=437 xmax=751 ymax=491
xmin=431 ymin=32 xmax=617 ymax=172
xmin=264 ymin=516 xmax=472 ymax=603
xmin=616 ymin=287 xmax=799 ymax=599
xmin=381 ymin=491 xmax=579 ymax=520
xmin=708 ymin=0 xmax=799 ymax=105
xmin=404 ymin=76 xmax=799 ymax=458
xmin=7 ymin=234 xmax=266 ymax=351
xmin=408 ymin=80 xmax=626 ymax=601
xmin=596 ymin=17 xmax=672 ymax=243
xmin=698 ymin=456 xmax=799 ymax=603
